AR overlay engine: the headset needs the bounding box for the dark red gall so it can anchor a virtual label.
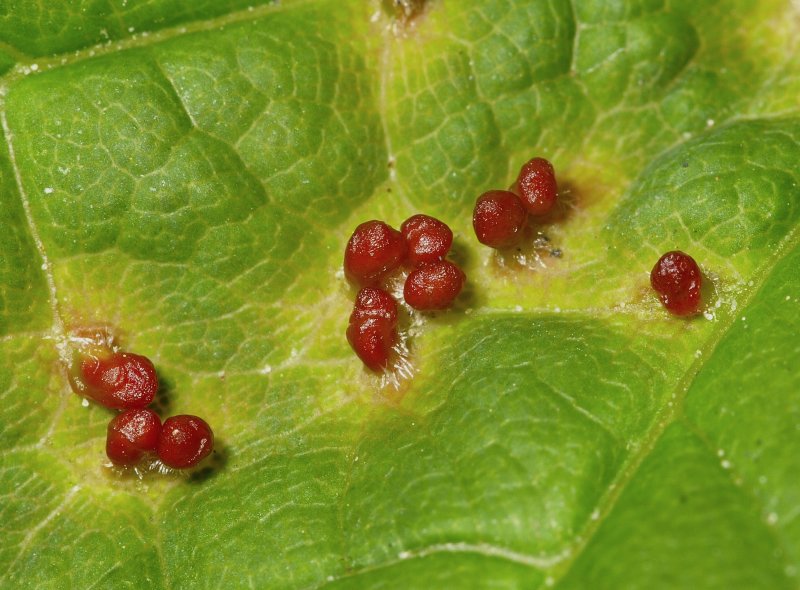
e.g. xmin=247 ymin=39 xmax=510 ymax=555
xmin=347 ymin=287 xmax=398 ymax=371
xmin=472 ymin=190 xmax=527 ymax=249
xmin=403 ymin=260 xmax=466 ymax=311
xmin=650 ymin=250 xmax=703 ymax=316
xmin=350 ymin=286 xmax=399 ymax=324
xmin=344 ymin=220 xmax=407 ymax=286
xmin=158 ymin=415 xmax=214 ymax=469
xmin=106 ymin=408 xmax=162 ymax=466
xmin=76 ymin=351 xmax=159 ymax=410
xmin=514 ymin=157 xmax=558 ymax=216
xmin=400 ymin=214 xmax=453 ymax=266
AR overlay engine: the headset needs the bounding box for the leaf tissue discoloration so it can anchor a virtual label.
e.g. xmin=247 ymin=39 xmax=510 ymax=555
xmin=384 ymin=0 xmax=429 ymax=25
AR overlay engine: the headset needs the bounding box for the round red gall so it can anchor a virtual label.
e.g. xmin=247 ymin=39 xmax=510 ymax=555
xmin=514 ymin=157 xmax=558 ymax=216
xmin=400 ymin=214 xmax=453 ymax=266
xmin=347 ymin=318 xmax=397 ymax=372
xmin=79 ymin=351 xmax=159 ymax=410
xmin=351 ymin=286 xmax=398 ymax=325
xmin=347 ymin=287 xmax=398 ymax=371
xmin=403 ymin=260 xmax=466 ymax=311
xmin=158 ymin=415 xmax=214 ymax=469
xmin=650 ymin=250 xmax=703 ymax=316
xmin=344 ymin=220 xmax=407 ymax=286
xmin=473 ymin=190 xmax=527 ymax=249
xmin=106 ymin=408 xmax=162 ymax=466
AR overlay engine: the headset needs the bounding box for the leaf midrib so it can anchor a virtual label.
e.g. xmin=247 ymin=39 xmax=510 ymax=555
xmin=542 ymin=220 xmax=800 ymax=586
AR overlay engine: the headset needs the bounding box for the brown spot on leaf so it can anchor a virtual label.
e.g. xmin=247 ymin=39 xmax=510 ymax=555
xmin=384 ymin=0 xmax=427 ymax=25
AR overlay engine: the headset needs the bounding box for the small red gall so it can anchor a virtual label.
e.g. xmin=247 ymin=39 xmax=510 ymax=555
xmin=106 ymin=408 xmax=162 ymax=466
xmin=344 ymin=220 xmax=407 ymax=286
xmin=400 ymin=214 xmax=453 ymax=266
xmin=650 ymin=250 xmax=703 ymax=316
xmin=71 ymin=349 xmax=159 ymax=410
xmin=513 ymin=157 xmax=558 ymax=216
xmin=350 ymin=286 xmax=399 ymax=325
xmin=158 ymin=415 xmax=214 ymax=469
xmin=472 ymin=190 xmax=527 ymax=249
xmin=347 ymin=287 xmax=399 ymax=371
xmin=403 ymin=260 xmax=466 ymax=311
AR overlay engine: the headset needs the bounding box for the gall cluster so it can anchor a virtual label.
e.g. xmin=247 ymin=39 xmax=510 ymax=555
xmin=343 ymin=156 xmax=706 ymax=374
xmin=470 ymin=157 xmax=704 ymax=316
xmin=343 ymin=214 xmax=465 ymax=372
xmin=55 ymin=154 xmax=705 ymax=475
xmin=68 ymin=342 xmax=214 ymax=471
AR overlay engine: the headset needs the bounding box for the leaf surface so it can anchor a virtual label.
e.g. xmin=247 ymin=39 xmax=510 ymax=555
xmin=1 ymin=1 xmax=799 ymax=588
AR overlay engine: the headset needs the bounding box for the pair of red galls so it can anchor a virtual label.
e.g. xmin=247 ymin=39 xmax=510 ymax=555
xmin=69 ymin=346 xmax=214 ymax=470
xmin=344 ymin=157 xmax=704 ymax=372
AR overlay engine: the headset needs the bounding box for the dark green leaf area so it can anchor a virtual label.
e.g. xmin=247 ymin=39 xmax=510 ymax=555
xmin=342 ymin=316 xmax=690 ymax=573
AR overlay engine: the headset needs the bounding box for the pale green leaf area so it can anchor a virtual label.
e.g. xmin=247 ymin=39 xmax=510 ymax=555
xmin=0 ymin=0 xmax=798 ymax=588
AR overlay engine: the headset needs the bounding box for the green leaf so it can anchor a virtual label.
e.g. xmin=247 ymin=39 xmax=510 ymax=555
xmin=1 ymin=0 xmax=798 ymax=588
